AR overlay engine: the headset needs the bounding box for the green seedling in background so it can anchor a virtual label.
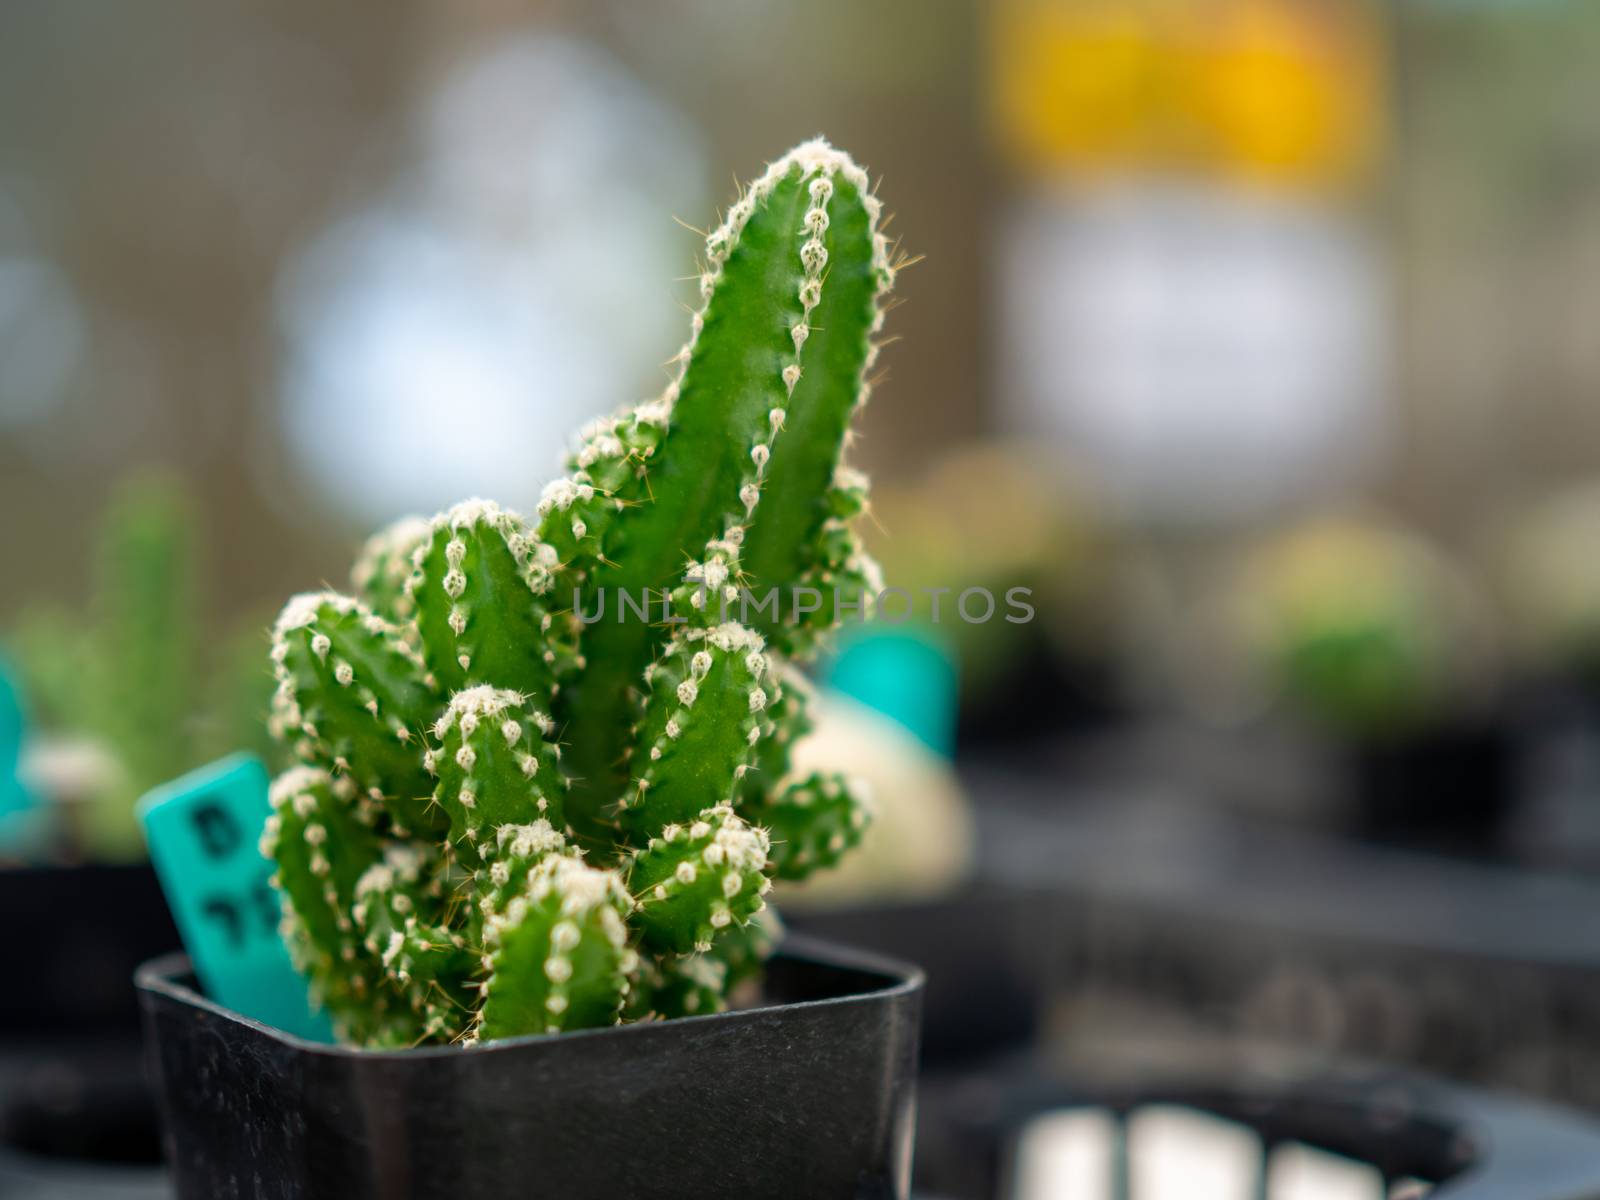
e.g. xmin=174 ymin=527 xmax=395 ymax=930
xmin=264 ymin=138 xmax=899 ymax=1045
xmin=7 ymin=474 xmax=277 ymax=860
xmin=1238 ymin=519 xmax=1485 ymax=740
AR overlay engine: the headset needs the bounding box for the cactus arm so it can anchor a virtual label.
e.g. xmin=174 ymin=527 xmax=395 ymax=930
xmin=428 ymin=686 xmax=566 ymax=861
xmin=476 ymin=856 xmax=634 ymax=1040
xmin=6 ymin=607 xmax=94 ymax=732
xmin=740 ymin=164 xmax=894 ymax=653
xmin=561 ymin=142 xmax=859 ymax=819
xmin=737 ymin=663 xmax=815 ymax=808
xmin=264 ymin=766 xmax=383 ymax=954
xmin=466 ymin=818 xmax=573 ymax=938
xmin=714 ymin=903 xmax=783 ymax=991
xmin=351 ymin=515 xmax=432 ymax=626
xmin=268 ymin=592 xmax=443 ymax=837
xmin=536 ymin=411 xmax=667 ymax=591
xmin=378 ymin=917 xmax=475 ymax=1044
xmin=262 ymin=765 xmax=386 ymax=1036
xmin=773 ymin=526 xmax=884 ymax=658
xmin=627 ymin=805 xmax=771 ymax=955
xmin=756 ymin=770 xmax=872 ymax=881
xmin=629 ymin=952 xmax=724 ymax=1022
xmin=631 ymin=906 xmax=781 ymax=1021
xmin=409 ymin=500 xmax=564 ymax=699
xmin=618 ymin=622 xmax=769 ymax=843
xmin=276 ymin=905 xmax=425 ymax=1048
xmin=349 ymin=844 xmax=464 ymax=1044
xmin=363 ymin=905 xmax=474 ymax=1043
xmin=769 ymin=476 xmax=884 ymax=657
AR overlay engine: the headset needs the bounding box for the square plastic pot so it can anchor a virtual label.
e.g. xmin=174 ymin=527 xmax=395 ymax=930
xmin=0 ymin=863 xmax=177 ymax=1183
xmin=137 ymin=935 xmax=923 ymax=1200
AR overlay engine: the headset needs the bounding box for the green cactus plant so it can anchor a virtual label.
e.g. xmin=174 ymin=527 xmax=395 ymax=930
xmin=1234 ymin=517 xmax=1493 ymax=739
xmin=263 ymin=138 xmax=897 ymax=1045
xmin=9 ymin=475 xmax=201 ymax=858
xmin=7 ymin=474 xmax=281 ymax=859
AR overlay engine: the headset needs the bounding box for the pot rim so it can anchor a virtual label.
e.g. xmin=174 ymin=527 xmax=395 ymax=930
xmin=136 ymin=933 xmax=924 ymax=1060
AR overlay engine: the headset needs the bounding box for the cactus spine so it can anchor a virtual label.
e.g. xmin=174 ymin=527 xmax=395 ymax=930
xmin=265 ymin=138 xmax=895 ymax=1045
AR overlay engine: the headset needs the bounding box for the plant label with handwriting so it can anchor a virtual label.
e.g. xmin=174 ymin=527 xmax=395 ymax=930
xmin=139 ymin=753 xmax=333 ymax=1041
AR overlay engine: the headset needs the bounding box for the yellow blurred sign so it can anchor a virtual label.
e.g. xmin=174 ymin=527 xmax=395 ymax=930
xmin=990 ymin=0 xmax=1386 ymax=189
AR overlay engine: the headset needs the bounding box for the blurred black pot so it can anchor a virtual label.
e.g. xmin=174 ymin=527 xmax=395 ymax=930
xmin=0 ymin=863 xmax=176 ymax=1183
xmin=1347 ymin=719 xmax=1515 ymax=856
xmin=786 ymin=886 xmax=1048 ymax=1068
xmin=139 ymin=937 xmax=923 ymax=1200
xmin=933 ymin=1062 xmax=1600 ymax=1200
xmin=975 ymin=780 xmax=1600 ymax=1110
xmin=1501 ymin=677 xmax=1600 ymax=871
xmin=956 ymin=635 xmax=1122 ymax=754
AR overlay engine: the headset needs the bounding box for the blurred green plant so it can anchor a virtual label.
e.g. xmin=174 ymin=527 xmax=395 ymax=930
xmin=1233 ymin=517 xmax=1495 ymax=740
xmin=6 ymin=474 xmax=276 ymax=860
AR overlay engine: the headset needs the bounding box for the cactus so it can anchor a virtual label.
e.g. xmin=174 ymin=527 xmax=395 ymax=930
xmin=264 ymin=138 xmax=895 ymax=1045
xmin=8 ymin=474 xmax=285 ymax=860
xmin=8 ymin=474 xmax=203 ymax=858
xmin=1235 ymin=518 xmax=1490 ymax=739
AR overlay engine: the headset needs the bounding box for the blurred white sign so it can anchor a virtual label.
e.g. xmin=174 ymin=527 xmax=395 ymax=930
xmin=1001 ymin=183 xmax=1389 ymax=524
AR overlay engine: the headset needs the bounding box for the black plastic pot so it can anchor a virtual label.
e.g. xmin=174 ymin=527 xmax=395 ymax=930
xmin=2 ymin=862 xmax=179 ymax=1032
xmin=0 ymin=863 xmax=177 ymax=1190
xmin=139 ymin=935 xmax=923 ymax=1200
xmin=786 ymin=886 xmax=1047 ymax=1067
xmin=1348 ymin=719 xmax=1515 ymax=856
xmin=1504 ymin=677 xmax=1600 ymax=871
xmin=955 ymin=634 xmax=1122 ymax=754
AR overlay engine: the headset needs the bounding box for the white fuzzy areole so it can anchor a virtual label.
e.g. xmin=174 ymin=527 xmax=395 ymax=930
xmin=833 ymin=464 xmax=871 ymax=494
xmin=709 ymin=815 xmax=769 ymax=873
xmin=353 ymin=862 xmax=395 ymax=900
xmin=434 ymin=684 xmax=523 ymax=738
xmin=269 ymin=763 xmax=331 ymax=806
xmin=351 ymin=514 xmax=431 ymax=591
xmin=525 ymin=855 xmax=629 ymax=918
xmin=496 ymin=818 xmax=566 ymax=859
xmin=537 ymin=478 xmax=582 ymax=515
xmin=748 ymin=137 xmax=870 ymax=208
xmin=682 ymin=622 xmax=766 ymax=656
xmin=634 ymin=397 xmax=672 ymax=426
xmin=274 ymin=590 xmax=356 ymax=637
xmin=439 ymin=497 xmax=520 ymax=532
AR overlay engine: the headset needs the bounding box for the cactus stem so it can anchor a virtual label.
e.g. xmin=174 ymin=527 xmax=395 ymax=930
xmin=265 ymin=138 xmax=895 ymax=1044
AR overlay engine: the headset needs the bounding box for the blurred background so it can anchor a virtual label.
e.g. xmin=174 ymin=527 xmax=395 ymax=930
xmin=8 ymin=0 xmax=1600 ymax=854
xmin=9 ymin=1 xmax=1600 ymax=1196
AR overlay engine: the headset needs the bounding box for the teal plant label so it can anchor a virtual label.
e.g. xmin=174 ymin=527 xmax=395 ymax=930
xmin=138 ymin=754 xmax=332 ymax=1041
xmin=0 ymin=655 xmax=24 ymax=772
xmin=0 ymin=657 xmax=39 ymax=843
xmin=825 ymin=625 xmax=958 ymax=758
